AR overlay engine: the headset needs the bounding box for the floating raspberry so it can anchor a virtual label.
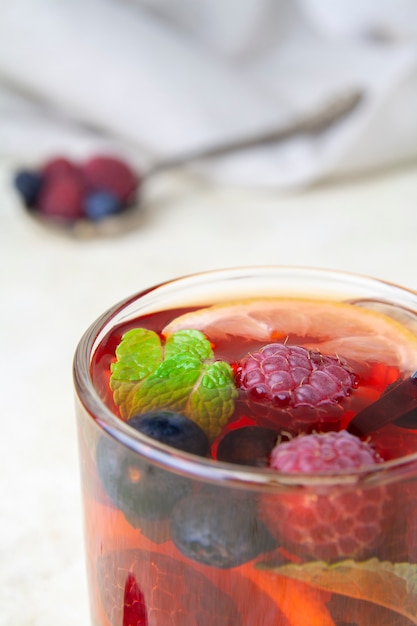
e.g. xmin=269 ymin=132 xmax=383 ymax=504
xmin=260 ymin=431 xmax=391 ymax=561
xmin=83 ymin=155 xmax=139 ymax=204
xmin=98 ymin=550 xmax=241 ymax=626
xmin=237 ymin=343 xmax=357 ymax=408
xmin=269 ymin=429 xmax=381 ymax=472
xmin=37 ymin=173 xmax=84 ymax=220
xmin=122 ymin=572 xmax=148 ymax=625
xmin=236 ymin=343 xmax=358 ymax=431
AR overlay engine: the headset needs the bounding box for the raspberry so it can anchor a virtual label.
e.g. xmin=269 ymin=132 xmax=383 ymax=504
xmin=237 ymin=343 xmax=357 ymax=408
xmin=82 ymin=155 xmax=138 ymax=204
xmin=236 ymin=343 xmax=358 ymax=431
xmin=37 ymin=173 xmax=84 ymax=220
xmin=98 ymin=550 xmax=241 ymax=626
xmin=122 ymin=572 xmax=147 ymax=625
xmin=259 ymin=431 xmax=391 ymax=561
xmin=41 ymin=156 xmax=81 ymax=179
xmin=269 ymin=429 xmax=381 ymax=472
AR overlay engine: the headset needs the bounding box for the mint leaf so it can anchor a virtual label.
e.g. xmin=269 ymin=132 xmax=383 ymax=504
xmin=111 ymin=328 xmax=163 ymax=381
xmin=110 ymin=329 xmax=163 ymax=411
xmin=260 ymin=558 xmax=417 ymax=624
xmin=164 ymin=329 xmax=213 ymax=361
xmin=110 ymin=328 xmax=237 ymax=439
xmin=129 ymin=355 xmax=203 ymax=416
xmin=187 ymin=361 xmax=238 ymax=440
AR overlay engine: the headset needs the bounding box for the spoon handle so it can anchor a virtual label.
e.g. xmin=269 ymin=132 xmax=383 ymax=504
xmin=147 ymin=88 xmax=363 ymax=175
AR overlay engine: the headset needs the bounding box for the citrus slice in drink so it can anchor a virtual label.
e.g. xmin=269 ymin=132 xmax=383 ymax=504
xmin=163 ymin=298 xmax=417 ymax=372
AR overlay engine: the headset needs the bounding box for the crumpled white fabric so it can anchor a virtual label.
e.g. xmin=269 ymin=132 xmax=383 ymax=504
xmin=0 ymin=0 xmax=416 ymax=188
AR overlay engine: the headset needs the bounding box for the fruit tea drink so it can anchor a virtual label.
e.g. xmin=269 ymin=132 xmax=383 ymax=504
xmin=74 ymin=267 xmax=417 ymax=626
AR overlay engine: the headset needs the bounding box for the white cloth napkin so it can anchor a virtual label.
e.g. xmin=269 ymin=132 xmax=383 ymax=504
xmin=0 ymin=0 xmax=416 ymax=188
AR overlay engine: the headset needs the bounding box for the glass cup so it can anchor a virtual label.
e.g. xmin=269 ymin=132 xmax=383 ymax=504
xmin=73 ymin=267 xmax=417 ymax=626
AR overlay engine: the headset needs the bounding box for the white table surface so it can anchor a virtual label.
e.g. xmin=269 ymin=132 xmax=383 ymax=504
xmin=1 ymin=156 xmax=417 ymax=625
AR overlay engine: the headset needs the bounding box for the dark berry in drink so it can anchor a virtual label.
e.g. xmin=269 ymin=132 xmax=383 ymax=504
xmin=96 ymin=412 xmax=209 ymax=522
xmin=96 ymin=435 xmax=190 ymax=521
xmin=216 ymin=426 xmax=280 ymax=466
xmin=171 ymin=492 xmax=276 ymax=568
xmin=129 ymin=410 xmax=210 ymax=457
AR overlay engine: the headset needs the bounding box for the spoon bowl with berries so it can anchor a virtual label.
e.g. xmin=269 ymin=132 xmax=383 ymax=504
xmin=13 ymin=154 xmax=144 ymax=238
xmin=13 ymin=89 xmax=363 ymax=237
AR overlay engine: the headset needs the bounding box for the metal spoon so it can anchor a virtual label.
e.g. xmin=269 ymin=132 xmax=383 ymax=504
xmin=22 ymin=88 xmax=364 ymax=238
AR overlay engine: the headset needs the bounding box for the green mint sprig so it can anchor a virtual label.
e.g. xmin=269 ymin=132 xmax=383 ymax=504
xmin=110 ymin=328 xmax=237 ymax=440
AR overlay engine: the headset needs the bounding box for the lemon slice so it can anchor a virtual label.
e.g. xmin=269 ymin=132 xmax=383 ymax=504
xmin=163 ymin=298 xmax=417 ymax=372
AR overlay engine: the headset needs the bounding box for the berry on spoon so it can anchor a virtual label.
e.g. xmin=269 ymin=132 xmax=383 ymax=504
xmin=13 ymin=153 xmax=141 ymax=237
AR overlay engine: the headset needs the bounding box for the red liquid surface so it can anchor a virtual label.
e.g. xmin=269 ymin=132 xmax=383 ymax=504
xmin=81 ymin=302 xmax=417 ymax=626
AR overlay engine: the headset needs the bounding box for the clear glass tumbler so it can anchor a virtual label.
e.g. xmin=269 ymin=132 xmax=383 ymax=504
xmin=74 ymin=267 xmax=417 ymax=626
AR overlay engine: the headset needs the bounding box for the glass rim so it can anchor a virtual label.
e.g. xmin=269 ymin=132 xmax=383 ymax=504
xmin=73 ymin=265 xmax=417 ymax=491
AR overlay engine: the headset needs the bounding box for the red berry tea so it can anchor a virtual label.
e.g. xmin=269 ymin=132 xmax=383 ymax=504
xmin=75 ymin=269 xmax=417 ymax=626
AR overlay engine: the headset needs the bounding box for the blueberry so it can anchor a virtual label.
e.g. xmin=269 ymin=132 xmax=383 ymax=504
xmin=129 ymin=411 xmax=210 ymax=457
xmin=171 ymin=492 xmax=277 ymax=568
xmin=84 ymin=190 xmax=123 ymax=221
xmin=96 ymin=435 xmax=191 ymax=521
xmin=216 ymin=426 xmax=280 ymax=467
xmin=96 ymin=412 xmax=210 ymax=523
xmin=13 ymin=170 xmax=43 ymax=207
